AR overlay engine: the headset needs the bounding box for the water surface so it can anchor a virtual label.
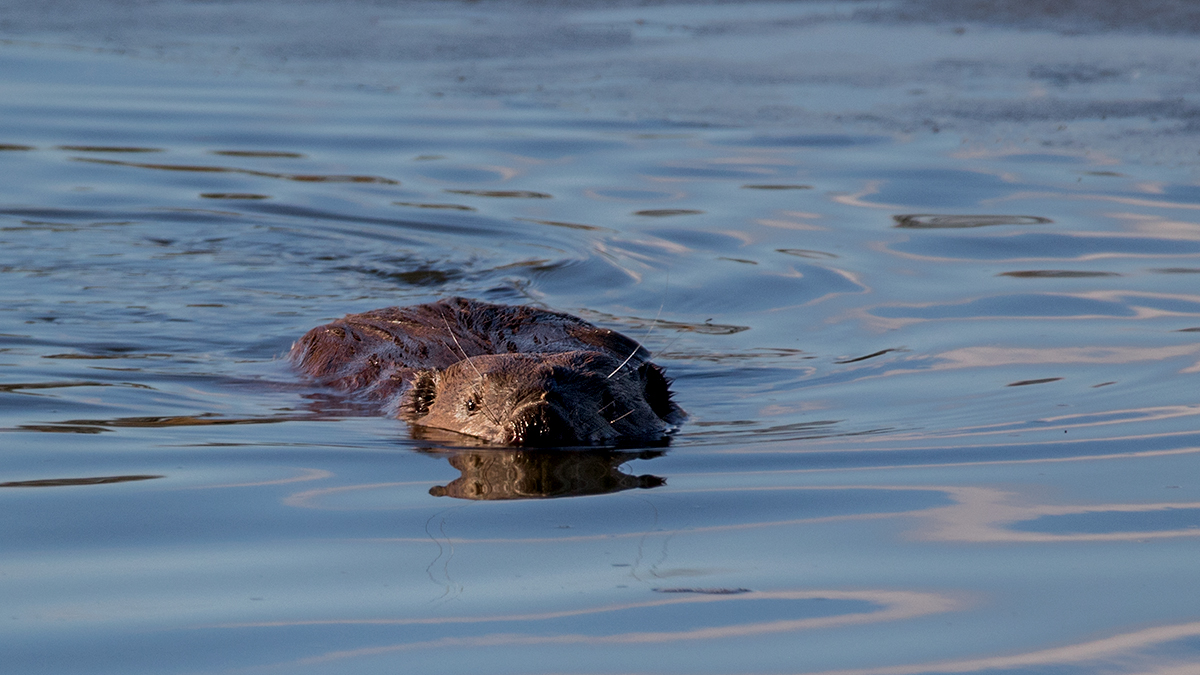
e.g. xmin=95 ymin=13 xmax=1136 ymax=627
xmin=4 ymin=2 xmax=1200 ymax=674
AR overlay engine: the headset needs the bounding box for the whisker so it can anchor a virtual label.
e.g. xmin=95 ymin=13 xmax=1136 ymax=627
xmin=608 ymin=301 xmax=665 ymax=379
xmin=609 ymin=409 xmax=635 ymax=425
xmin=649 ymin=333 xmax=684 ymax=358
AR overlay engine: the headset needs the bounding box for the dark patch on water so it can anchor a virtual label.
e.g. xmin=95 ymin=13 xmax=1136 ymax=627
xmin=999 ymin=270 xmax=1121 ymax=278
xmin=777 ymin=248 xmax=839 ymax=259
xmin=72 ymin=156 xmax=400 ymax=184
xmin=578 ymin=311 xmax=750 ymax=336
xmin=836 ymin=348 xmax=902 ymax=364
xmin=210 ymin=150 xmax=305 ymax=158
xmin=0 ymin=380 xmax=154 ymax=393
xmin=444 ymin=189 xmax=552 ymax=198
xmin=41 ymin=352 xmax=174 ymax=359
xmin=662 ymin=347 xmax=811 ymax=362
xmin=1007 ymin=377 xmax=1064 ymax=387
xmin=348 ymin=265 xmax=457 ymax=287
xmin=894 ymin=214 xmax=1053 ymax=229
xmin=515 ymin=217 xmax=608 ymax=232
xmin=57 ymin=145 xmax=162 ymax=153
xmin=11 ymin=424 xmax=110 ymax=434
xmin=393 ymin=201 xmax=476 ymax=211
xmin=633 ymin=209 xmax=704 ymax=217
xmin=46 ymin=413 xmax=306 ymax=428
xmin=0 ymin=474 xmax=163 ymax=488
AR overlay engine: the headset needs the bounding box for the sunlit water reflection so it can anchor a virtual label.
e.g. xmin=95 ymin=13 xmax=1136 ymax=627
xmin=4 ymin=3 xmax=1200 ymax=674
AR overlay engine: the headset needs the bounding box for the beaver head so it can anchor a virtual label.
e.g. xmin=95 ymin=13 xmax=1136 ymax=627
xmin=396 ymin=350 xmax=682 ymax=446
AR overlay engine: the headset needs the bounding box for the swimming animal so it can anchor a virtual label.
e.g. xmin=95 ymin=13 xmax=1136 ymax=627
xmin=290 ymin=297 xmax=684 ymax=446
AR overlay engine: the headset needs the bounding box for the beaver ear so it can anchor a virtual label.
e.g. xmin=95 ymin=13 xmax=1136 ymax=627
xmin=399 ymin=370 xmax=438 ymax=420
xmin=637 ymin=363 xmax=686 ymax=424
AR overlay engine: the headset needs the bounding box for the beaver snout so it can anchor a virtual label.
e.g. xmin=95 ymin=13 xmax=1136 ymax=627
xmin=506 ymin=400 xmax=577 ymax=446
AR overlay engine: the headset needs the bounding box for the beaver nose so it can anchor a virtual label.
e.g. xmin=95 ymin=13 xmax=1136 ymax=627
xmin=510 ymin=401 xmax=575 ymax=446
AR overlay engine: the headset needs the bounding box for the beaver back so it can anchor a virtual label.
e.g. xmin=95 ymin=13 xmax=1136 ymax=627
xmin=290 ymin=297 xmax=650 ymax=396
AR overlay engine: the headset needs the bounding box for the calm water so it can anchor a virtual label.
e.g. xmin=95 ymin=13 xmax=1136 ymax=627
xmin=4 ymin=2 xmax=1200 ymax=673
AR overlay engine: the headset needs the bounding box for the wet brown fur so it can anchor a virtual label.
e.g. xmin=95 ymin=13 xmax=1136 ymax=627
xmin=290 ymin=297 xmax=684 ymax=445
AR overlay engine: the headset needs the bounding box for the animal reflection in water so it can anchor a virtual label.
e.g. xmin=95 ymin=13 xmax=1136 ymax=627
xmin=291 ymin=297 xmax=685 ymax=446
xmin=425 ymin=446 xmax=666 ymax=500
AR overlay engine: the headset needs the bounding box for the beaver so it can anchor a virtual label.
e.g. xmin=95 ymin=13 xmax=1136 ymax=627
xmin=290 ymin=297 xmax=684 ymax=446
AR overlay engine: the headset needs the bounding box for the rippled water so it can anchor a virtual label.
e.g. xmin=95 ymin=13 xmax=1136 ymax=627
xmin=4 ymin=2 xmax=1200 ymax=674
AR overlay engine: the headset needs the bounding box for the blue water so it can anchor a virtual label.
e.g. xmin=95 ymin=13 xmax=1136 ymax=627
xmin=4 ymin=2 xmax=1200 ymax=673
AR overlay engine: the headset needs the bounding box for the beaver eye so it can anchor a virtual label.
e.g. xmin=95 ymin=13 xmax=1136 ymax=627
xmin=464 ymin=395 xmax=480 ymax=413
